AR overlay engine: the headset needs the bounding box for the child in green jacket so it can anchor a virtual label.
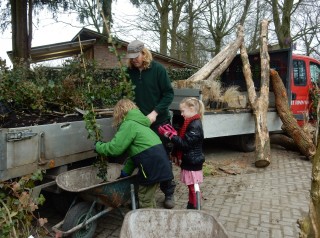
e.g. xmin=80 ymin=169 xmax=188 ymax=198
xmin=95 ymin=99 xmax=173 ymax=208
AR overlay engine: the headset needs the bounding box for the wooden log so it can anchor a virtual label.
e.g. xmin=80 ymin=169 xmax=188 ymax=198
xmin=187 ymin=25 xmax=244 ymax=82
xmin=298 ymin=140 xmax=320 ymax=237
xmin=270 ymin=133 xmax=299 ymax=152
xmin=270 ymin=69 xmax=316 ymax=158
xmin=240 ymin=19 xmax=271 ymax=168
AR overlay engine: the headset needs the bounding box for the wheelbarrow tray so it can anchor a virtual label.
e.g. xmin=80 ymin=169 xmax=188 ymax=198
xmin=119 ymin=209 xmax=229 ymax=238
xmin=56 ymin=163 xmax=138 ymax=207
xmin=56 ymin=163 xmax=124 ymax=192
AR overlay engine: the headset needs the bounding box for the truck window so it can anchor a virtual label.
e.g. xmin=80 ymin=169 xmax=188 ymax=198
xmin=293 ymin=60 xmax=307 ymax=86
xmin=310 ymin=62 xmax=320 ymax=86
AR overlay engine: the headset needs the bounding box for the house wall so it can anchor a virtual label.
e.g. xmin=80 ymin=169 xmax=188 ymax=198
xmin=93 ymin=45 xmax=127 ymax=68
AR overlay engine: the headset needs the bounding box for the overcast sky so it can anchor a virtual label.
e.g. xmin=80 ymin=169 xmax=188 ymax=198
xmin=0 ymin=0 xmax=142 ymax=68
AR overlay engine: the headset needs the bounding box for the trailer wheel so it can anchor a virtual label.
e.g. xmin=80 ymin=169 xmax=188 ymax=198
xmin=237 ymin=134 xmax=255 ymax=152
xmin=62 ymin=202 xmax=97 ymax=238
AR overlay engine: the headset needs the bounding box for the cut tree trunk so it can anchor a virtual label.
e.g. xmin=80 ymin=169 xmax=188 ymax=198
xmin=269 ymin=133 xmax=299 ymax=152
xmin=240 ymin=19 xmax=271 ymax=168
xmin=299 ymin=78 xmax=320 ymax=238
xmin=298 ymin=141 xmax=320 ymax=237
xmin=270 ymin=69 xmax=316 ymax=158
xmin=187 ymin=25 xmax=244 ymax=82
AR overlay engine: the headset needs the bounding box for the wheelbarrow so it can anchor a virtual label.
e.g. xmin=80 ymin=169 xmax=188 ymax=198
xmin=119 ymin=209 xmax=229 ymax=238
xmin=119 ymin=183 xmax=228 ymax=238
xmin=52 ymin=163 xmax=138 ymax=238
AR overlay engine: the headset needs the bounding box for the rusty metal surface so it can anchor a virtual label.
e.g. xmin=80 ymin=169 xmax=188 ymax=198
xmin=56 ymin=163 xmax=138 ymax=207
xmin=120 ymin=209 xmax=228 ymax=238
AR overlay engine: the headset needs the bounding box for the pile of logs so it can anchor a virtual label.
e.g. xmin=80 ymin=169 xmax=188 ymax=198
xmin=177 ymin=20 xmax=316 ymax=164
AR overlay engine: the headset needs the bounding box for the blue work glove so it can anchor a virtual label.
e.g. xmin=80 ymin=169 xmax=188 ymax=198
xmin=117 ymin=170 xmax=129 ymax=179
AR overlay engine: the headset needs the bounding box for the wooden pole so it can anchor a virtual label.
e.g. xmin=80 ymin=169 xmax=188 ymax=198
xmin=240 ymin=19 xmax=271 ymax=168
xmin=187 ymin=25 xmax=244 ymax=82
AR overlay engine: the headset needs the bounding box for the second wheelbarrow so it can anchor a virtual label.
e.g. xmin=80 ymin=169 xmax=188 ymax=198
xmin=119 ymin=208 xmax=229 ymax=238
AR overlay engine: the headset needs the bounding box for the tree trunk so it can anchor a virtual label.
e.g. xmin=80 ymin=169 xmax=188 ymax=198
xmin=185 ymin=0 xmax=195 ymax=63
xmin=11 ymin=0 xmax=29 ymax=67
xmin=187 ymin=25 xmax=244 ymax=82
xmin=240 ymin=19 xmax=271 ymax=168
xmin=298 ymin=141 xmax=320 ymax=237
xmin=270 ymin=133 xmax=299 ymax=152
xmin=270 ymin=69 xmax=316 ymax=158
xmin=155 ymin=0 xmax=170 ymax=55
xmin=169 ymin=0 xmax=185 ymax=59
xmin=271 ymin=0 xmax=294 ymax=48
xmin=101 ymin=0 xmax=112 ymax=37
xmin=299 ymin=77 xmax=320 ymax=238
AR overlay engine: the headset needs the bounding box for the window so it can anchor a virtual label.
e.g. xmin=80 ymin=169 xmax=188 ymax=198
xmin=310 ymin=62 xmax=320 ymax=86
xmin=293 ymin=60 xmax=307 ymax=86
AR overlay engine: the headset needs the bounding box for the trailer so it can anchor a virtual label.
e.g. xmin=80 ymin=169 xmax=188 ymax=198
xmin=170 ymin=48 xmax=294 ymax=151
xmin=0 ymin=117 xmax=117 ymax=198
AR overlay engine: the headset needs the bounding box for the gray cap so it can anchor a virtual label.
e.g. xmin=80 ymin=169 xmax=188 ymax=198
xmin=125 ymin=40 xmax=144 ymax=58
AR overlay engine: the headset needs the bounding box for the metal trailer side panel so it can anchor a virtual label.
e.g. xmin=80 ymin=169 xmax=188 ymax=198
xmin=0 ymin=129 xmax=6 ymax=171
xmin=203 ymin=111 xmax=282 ymax=138
xmin=0 ymin=117 xmax=116 ymax=181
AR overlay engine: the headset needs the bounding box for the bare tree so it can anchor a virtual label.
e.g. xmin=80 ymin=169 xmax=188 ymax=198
xmin=169 ymin=0 xmax=187 ymax=58
xmin=200 ymin=0 xmax=252 ymax=56
xmin=182 ymin=0 xmax=206 ymax=63
xmin=244 ymin=0 xmax=270 ymax=52
xmin=267 ymin=0 xmax=303 ymax=49
xmin=291 ymin=0 xmax=320 ymax=57
xmin=1 ymin=0 xmax=72 ymax=67
xmin=130 ymin=0 xmax=171 ymax=55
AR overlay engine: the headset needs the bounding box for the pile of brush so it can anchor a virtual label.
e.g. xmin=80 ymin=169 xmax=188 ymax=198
xmin=172 ymin=79 xmax=248 ymax=109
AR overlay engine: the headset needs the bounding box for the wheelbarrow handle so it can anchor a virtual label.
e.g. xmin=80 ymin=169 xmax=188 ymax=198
xmin=130 ymin=184 xmax=137 ymax=210
xmin=195 ymin=183 xmax=201 ymax=210
xmin=52 ymin=207 xmax=113 ymax=237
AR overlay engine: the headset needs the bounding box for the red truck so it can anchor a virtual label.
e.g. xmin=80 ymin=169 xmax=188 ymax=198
xmin=290 ymin=54 xmax=320 ymax=125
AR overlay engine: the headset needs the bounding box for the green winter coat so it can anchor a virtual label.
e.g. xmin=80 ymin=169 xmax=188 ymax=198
xmin=95 ymin=109 xmax=173 ymax=184
xmin=95 ymin=109 xmax=161 ymax=157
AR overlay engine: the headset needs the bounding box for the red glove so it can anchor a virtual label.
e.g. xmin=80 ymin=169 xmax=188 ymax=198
xmin=158 ymin=125 xmax=167 ymax=136
xmin=158 ymin=124 xmax=177 ymax=139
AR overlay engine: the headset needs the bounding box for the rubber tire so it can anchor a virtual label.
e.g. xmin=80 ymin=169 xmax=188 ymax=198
xmin=61 ymin=202 xmax=97 ymax=238
xmin=237 ymin=134 xmax=256 ymax=152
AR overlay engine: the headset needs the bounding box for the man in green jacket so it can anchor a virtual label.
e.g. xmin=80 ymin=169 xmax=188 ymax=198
xmin=125 ymin=40 xmax=176 ymax=209
xmin=95 ymin=99 xmax=173 ymax=208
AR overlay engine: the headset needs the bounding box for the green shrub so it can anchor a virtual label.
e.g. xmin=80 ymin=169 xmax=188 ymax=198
xmin=167 ymin=68 xmax=197 ymax=81
xmin=0 ymin=59 xmax=132 ymax=114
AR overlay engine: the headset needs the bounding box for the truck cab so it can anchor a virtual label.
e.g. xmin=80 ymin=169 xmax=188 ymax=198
xmin=290 ymin=54 xmax=320 ymax=125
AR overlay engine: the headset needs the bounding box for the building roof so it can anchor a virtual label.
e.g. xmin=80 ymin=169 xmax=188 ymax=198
xmin=7 ymin=27 xmax=199 ymax=69
xmin=7 ymin=39 xmax=96 ymax=63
